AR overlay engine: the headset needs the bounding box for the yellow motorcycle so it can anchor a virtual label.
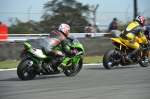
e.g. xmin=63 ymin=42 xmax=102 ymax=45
xmin=103 ymin=36 xmax=150 ymax=69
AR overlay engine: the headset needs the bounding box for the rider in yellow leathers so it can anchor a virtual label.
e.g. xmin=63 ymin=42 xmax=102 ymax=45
xmin=118 ymin=15 xmax=148 ymax=62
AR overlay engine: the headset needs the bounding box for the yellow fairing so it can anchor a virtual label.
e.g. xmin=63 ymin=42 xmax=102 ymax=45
xmin=148 ymin=51 xmax=150 ymax=57
xmin=119 ymin=36 xmax=140 ymax=49
xmin=111 ymin=38 xmax=129 ymax=50
xmin=134 ymin=35 xmax=148 ymax=44
xmin=134 ymin=36 xmax=143 ymax=44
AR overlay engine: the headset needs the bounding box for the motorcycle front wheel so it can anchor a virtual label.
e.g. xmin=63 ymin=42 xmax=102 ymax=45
xmin=139 ymin=56 xmax=150 ymax=67
xmin=64 ymin=59 xmax=83 ymax=76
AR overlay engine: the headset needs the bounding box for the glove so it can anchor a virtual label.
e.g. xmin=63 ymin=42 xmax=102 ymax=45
xmin=68 ymin=49 xmax=78 ymax=56
xmin=73 ymin=49 xmax=78 ymax=55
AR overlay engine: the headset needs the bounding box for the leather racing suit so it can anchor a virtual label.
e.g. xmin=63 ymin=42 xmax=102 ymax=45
xmin=39 ymin=30 xmax=75 ymax=71
xmin=118 ymin=21 xmax=148 ymax=62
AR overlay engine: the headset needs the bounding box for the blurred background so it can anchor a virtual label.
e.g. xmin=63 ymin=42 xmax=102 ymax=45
xmin=0 ymin=0 xmax=150 ymax=34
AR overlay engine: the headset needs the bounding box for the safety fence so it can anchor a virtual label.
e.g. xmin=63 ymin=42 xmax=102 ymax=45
xmin=0 ymin=33 xmax=111 ymax=42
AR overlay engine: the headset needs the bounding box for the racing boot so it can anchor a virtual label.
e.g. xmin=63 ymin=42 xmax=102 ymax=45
xmin=48 ymin=50 xmax=65 ymax=71
xmin=50 ymin=56 xmax=65 ymax=71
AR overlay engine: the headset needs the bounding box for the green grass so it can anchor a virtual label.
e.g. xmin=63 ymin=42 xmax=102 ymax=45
xmin=83 ymin=56 xmax=103 ymax=64
xmin=0 ymin=56 xmax=103 ymax=69
xmin=0 ymin=61 xmax=20 ymax=69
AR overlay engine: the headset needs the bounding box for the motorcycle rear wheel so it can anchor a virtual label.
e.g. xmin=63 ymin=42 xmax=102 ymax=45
xmin=103 ymin=49 xmax=119 ymax=69
xmin=17 ymin=59 xmax=36 ymax=80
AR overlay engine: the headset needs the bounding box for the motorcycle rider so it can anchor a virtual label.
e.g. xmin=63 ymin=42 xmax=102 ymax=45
xmin=39 ymin=23 xmax=77 ymax=72
xmin=118 ymin=15 xmax=148 ymax=62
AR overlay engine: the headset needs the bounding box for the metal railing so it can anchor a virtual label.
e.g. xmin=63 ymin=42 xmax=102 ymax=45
xmin=0 ymin=33 xmax=111 ymax=42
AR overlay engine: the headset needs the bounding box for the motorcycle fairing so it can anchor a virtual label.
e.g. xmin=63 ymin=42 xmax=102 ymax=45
xmin=111 ymin=38 xmax=129 ymax=50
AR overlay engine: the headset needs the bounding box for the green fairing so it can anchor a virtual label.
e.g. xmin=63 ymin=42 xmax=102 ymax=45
xmin=73 ymin=42 xmax=85 ymax=55
xmin=32 ymin=57 xmax=40 ymax=65
xmin=23 ymin=37 xmax=85 ymax=70
xmin=24 ymin=42 xmax=31 ymax=50
xmin=73 ymin=56 xmax=81 ymax=64
xmin=61 ymin=57 xmax=71 ymax=66
xmin=24 ymin=42 xmax=44 ymax=65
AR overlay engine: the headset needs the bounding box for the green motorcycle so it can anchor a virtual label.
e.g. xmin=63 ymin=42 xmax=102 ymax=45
xmin=17 ymin=35 xmax=85 ymax=80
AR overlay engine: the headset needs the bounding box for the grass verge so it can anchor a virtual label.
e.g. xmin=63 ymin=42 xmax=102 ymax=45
xmin=0 ymin=61 xmax=20 ymax=69
xmin=0 ymin=56 xmax=103 ymax=69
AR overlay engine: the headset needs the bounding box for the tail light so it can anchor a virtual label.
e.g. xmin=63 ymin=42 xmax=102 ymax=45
xmin=21 ymin=49 xmax=25 ymax=53
xmin=24 ymin=45 xmax=29 ymax=50
xmin=20 ymin=45 xmax=29 ymax=53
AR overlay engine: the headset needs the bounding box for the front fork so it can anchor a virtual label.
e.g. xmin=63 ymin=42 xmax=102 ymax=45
xmin=139 ymin=48 xmax=150 ymax=63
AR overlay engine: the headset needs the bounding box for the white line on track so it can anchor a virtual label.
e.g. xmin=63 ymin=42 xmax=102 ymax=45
xmin=0 ymin=63 xmax=103 ymax=71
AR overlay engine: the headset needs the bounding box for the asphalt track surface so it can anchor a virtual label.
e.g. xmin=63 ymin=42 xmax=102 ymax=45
xmin=0 ymin=64 xmax=150 ymax=99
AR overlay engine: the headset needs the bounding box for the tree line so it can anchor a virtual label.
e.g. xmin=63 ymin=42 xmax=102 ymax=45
xmin=8 ymin=0 xmax=150 ymax=34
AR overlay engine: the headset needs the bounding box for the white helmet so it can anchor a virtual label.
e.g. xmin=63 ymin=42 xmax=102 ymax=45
xmin=58 ymin=23 xmax=70 ymax=37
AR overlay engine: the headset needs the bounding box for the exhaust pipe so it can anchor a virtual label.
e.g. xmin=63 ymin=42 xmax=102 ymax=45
xmin=28 ymin=61 xmax=46 ymax=74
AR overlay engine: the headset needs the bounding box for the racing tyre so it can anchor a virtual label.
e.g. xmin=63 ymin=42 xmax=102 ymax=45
xmin=17 ymin=59 xmax=36 ymax=80
xmin=103 ymin=49 xmax=119 ymax=69
xmin=64 ymin=59 xmax=83 ymax=76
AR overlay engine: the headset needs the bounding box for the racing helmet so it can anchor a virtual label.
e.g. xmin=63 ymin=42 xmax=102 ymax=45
xmin=135 ymin=15 xmax=146 ymax=26
xmin=58 ymin=23 xmax=70 ymax=37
